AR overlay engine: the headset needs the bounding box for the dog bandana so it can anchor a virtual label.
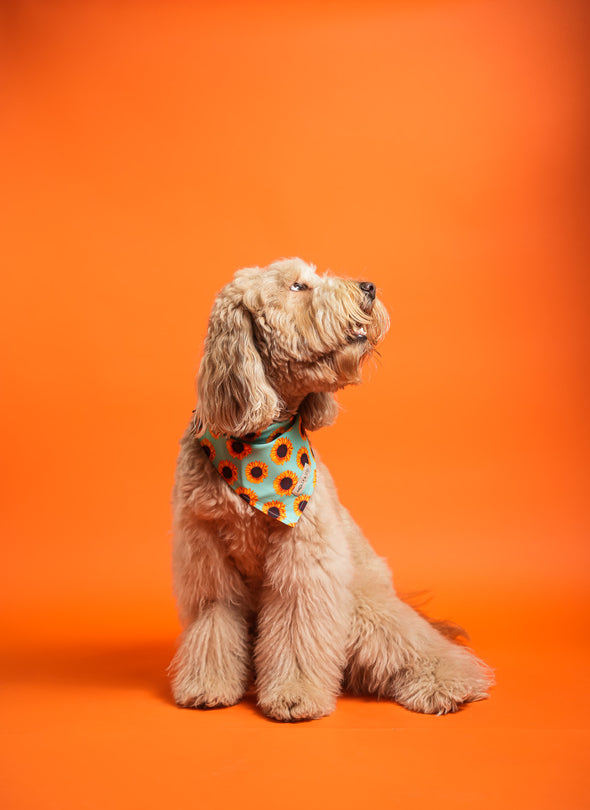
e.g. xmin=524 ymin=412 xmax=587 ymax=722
xmin=197 ymin=416 xmax=317 ymax=526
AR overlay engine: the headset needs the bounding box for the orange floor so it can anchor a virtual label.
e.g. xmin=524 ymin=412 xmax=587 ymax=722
xmin=1 ymin=1 xmax=588 ymax=808
xmin=2 ymin=586 xmax=589 ymax=809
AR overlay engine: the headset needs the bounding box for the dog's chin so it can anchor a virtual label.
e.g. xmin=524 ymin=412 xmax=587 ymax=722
xmin=327 ymin=340 xmax=369 ymax=388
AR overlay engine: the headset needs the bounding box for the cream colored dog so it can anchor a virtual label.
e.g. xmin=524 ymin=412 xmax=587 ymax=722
xmin=170 ymin=258 xmax=492 ymax=720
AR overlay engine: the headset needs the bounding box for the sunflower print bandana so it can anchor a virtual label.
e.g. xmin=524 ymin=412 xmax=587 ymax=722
xmin=198 ymin=415 xmax=316 ymax=526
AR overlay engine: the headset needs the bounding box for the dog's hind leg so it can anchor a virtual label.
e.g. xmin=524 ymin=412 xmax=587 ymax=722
xmin=169 ymin=516 xmax=251 ymax=709
xmin=342 ymin=514 xmax=493 ymax=714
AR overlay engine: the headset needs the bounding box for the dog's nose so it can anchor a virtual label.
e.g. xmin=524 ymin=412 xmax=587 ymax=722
xmin=360 ymin=281 xmax=376 ymax=300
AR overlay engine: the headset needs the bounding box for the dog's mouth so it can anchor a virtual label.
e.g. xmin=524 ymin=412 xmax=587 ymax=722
xmin=348 ymin=324 xmax=368 ymax=342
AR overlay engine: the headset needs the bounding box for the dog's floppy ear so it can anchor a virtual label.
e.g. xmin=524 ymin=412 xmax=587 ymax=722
xmin=194 ymin=289 xmax=280 ymax=437
xmin=299 ymin=392 xmax=339 ymax=432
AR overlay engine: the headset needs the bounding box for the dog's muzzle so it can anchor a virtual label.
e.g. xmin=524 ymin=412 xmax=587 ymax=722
xmin=350 ymin=280 xmax=377 ymax=340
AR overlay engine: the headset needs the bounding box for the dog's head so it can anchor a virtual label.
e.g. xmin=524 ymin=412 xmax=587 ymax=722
xmin=194 ymin=258 xmax=389 ymax=437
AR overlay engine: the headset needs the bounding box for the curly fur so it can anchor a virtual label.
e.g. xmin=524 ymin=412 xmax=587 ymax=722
xmin=170 ymin=258 xmax=493 ymax=720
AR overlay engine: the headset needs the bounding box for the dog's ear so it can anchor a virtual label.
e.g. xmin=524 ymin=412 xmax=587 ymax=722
xmin=299 ymin=392 xmax=339 ymax=432
xmin=194 ymin=290 xmax=280 ymax=437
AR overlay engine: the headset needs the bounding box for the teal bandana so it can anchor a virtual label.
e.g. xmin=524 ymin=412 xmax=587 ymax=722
xmin=198 ymin=415 xmax=317 ymax=526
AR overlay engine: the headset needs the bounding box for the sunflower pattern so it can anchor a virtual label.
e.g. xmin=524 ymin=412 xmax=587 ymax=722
xmin=235 ymin=486 xmax=258 ymax=506
xmin=197 ymin=415 xmax=316 ymax=526
xmin=217 ymin=461 xmax=238 ymax=486
xmin=296 ymin=446 xmax=311 ymax=470
xmin=245 ymin=460 xmax=269 ymax=484
xmin=293 ymin=494 xmax=310 ymax=516
xmin=270 ymin=437 xmax=293 ymax=465
xmin=226 ymin=438 xmax=252 ymax=460
xmin=218 ymin=459 xmax=238 ymax=485
xmin=200 ymin=437 xmax=215 ymax=462
xmin=273 ymin=470 xmax=298 ymax=496
xmin=261 ymin=500 xmax=287 ymax=521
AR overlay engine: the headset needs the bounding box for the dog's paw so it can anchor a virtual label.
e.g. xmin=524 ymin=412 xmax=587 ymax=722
xmin=172 ymin=677 xmax=245 ymax=709
xmin=258 ymin=683 xmax=336 ymax=722
xmin=169 ymin=611 xmax=251 ymax=710
xmin=391 ymin=647 xmax=494 ymax=715
xmin=170 ymin=651 xmax=248 ymax=709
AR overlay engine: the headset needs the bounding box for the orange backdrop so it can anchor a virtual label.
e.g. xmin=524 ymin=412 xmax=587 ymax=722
xmin=1 ymin=1 xmax=588 ymax=808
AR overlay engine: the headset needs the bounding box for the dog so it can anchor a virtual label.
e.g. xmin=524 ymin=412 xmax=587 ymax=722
xmin=170 ymin=258 xmax=492 ymax=720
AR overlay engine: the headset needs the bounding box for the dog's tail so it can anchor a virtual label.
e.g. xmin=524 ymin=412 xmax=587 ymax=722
xmin=399 ymin=590 xmax=470 ymax=643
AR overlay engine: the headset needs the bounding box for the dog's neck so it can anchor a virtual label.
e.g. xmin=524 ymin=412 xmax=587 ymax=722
xmin=277 ymin=397 xmax=304 ymax=422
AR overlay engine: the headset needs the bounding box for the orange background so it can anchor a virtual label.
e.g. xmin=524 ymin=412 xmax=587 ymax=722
xmin=1 ymin=1 xmax=588 ymax=808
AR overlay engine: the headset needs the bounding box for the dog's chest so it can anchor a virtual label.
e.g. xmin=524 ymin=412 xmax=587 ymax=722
xmin=217 ymin=508 xmax=271 ymax=586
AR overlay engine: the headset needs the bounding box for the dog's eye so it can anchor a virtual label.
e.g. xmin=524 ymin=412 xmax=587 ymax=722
xmin=290 ymin=282 xmax=309 ymax=292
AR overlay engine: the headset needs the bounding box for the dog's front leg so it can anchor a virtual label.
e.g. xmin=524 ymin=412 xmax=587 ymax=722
xmin=170 ymin=516 xmax=251 ymax=709
xmin=255 ymin=521 xmax=353 ymax=721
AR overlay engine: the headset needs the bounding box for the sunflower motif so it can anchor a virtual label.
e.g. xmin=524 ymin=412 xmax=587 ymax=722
xmin=299 ymin=419 xmax=307 ymax=439
xmin=209 ymin=430 xmax=221 ymax=439
xmin=261 ymin=500 xmax=287 ymax=521
xmin=218 ymin=459 xmax=238 ymax=486
xmin=267 ymin=427 xmax=284 ymax=442
xmin=273 ymin=470 xmax=298 ymax=496
xmin=245 ymin=460 xmax=268 ymax=484
xmin=226 ymin=438 xmax=252 ymax=460
xmin=293 ymin=494 xmax=310 ymax=516
xmin=296 ymin=446 xmax=311 ymax=470
xmin=270 ymin=437 xmax=293 ymax=465
xmin=235 ymin=486 xmax=258 ymax=506
xmin=243 ymin=430 xmax=261 ymax=441
xmin=200 ymin=438 xmax=215 ymax=462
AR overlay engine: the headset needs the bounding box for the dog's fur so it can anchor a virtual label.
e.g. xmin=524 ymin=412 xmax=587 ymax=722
xmin=170 ymin=258 xmax=492 ymax=720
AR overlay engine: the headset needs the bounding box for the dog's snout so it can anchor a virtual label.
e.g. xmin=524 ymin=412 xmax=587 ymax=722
xmin=360 ymin=281 xmax=376 ymax=300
